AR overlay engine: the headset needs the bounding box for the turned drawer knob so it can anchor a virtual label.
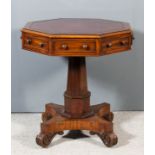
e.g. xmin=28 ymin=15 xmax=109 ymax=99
xmin=62 ymin=44 xmax=68 ymax=50
xmin=82 ymin=44 xmax=88 ymax=50
xmin=26 ymin=39 xmax=32 ymax=45
xmin=106 ymin=43 xmax=112 ymax=48
xmin=39 ymin=43 xmax=44 ymax=48
xmin=120 ymin=41 xmax=127 ymax=46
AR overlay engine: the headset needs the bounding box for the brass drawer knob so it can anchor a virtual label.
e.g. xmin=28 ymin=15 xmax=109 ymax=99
xmin=120 ymin=41 xmax=127 ymax=46
xmin=39 ymin=43 xmax=45 ymax=48
xmin=106 ymin=43 xmax=112 ymax=48
xmin=62 ymin=44 xmax=68 ymax=50
xmin=82 ymin=44 xmax=88 ymax=50
xmin=26 ymin=39 xmax=32 ymax=45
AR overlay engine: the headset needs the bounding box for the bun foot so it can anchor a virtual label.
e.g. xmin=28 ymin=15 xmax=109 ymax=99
xmin=98 ymin=133 xmax=118 ymax=147
xmin=36 ymin=133 xmax=56 ymax=148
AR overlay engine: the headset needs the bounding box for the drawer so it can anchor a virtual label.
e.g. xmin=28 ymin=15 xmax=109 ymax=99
xmin=52 ymin=39 xmax=96 ymax=56
xmin=22 ymin=33 xmax=49 ymax=55
xmin=102 ymin=36 xmax=131 ymax=55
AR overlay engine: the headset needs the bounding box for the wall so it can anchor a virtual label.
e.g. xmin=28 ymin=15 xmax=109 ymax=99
xmin=11 ymin=0 xmax=144 ymax=112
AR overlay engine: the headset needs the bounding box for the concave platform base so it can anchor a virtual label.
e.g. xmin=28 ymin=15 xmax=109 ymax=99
xmin=36 ymin=103 xmax=118 ymax=148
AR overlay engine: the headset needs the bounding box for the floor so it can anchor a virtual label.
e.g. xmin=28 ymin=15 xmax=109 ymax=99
xmin=11 ymin=112 xmax=144 ymax=155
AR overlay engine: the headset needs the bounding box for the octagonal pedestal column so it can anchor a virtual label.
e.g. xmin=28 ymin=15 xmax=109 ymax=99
xmin=61 ymin=57 xmax=93 ymax=118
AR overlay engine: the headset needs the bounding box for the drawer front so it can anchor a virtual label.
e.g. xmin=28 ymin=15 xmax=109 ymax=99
xmin=22 ymin=33 xmax=49 ymax=55
xmin=102 ymin=36 xmax=131 ymax=55
xmin=52 ymin=39 xmax=96 ymax=56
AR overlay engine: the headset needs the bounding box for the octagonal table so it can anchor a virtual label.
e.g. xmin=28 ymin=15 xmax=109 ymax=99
xmin=21 ymin=18 xmax=133 ymax=148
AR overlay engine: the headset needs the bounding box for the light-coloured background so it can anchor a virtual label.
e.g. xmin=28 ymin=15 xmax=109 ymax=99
xmin=11 ymin=0 xmax=144 ymax=112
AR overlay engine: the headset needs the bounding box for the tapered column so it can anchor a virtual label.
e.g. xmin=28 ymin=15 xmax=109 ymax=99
xmin=63 ymin=57 xmax=92 ymax=118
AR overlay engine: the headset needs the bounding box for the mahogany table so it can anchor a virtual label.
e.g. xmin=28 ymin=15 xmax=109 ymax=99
xmin=21 ymin=18 xmax=133 ymax=148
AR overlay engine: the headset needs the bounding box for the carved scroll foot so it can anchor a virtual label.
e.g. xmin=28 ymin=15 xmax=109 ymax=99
xmin=36 ymin=132 xmax=57 ymax=148
xmin=98 ymin=132 xmax=118 ymax=147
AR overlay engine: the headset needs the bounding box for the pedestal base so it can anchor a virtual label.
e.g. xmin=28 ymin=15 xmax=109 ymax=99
xmin=36 ymin=102 xmax=118 ymax=148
